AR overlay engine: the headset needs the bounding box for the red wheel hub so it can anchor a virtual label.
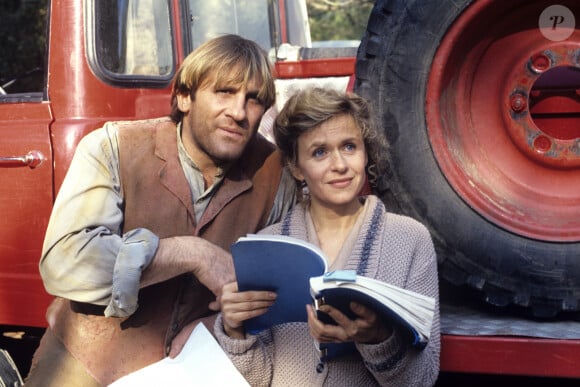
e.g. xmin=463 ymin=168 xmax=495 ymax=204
xmin=426 ymin=0 xmax=580 ymax=241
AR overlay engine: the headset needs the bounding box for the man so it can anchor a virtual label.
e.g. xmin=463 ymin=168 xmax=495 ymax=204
xmin=25 ymin=34 xmax=295 ymax=386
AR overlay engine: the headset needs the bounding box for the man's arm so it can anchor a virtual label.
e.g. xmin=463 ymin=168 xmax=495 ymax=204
xmin=40 ymin=124 xmax=234 ymax=318
xmin=40 ymin=124 xmax=133 ymax=308
xmin=105 ymin=234 xmax=235 ymax=317
xmin=141 ymin=236 xmax=234 ymax=304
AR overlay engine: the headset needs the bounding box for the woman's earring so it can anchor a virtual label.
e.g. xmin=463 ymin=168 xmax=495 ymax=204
xmin=300 ymin=180 xmax=309 ymax=198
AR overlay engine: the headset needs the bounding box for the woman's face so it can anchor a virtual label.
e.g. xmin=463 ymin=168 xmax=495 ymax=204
xmin=292 ymin=114 xmax=367 ymax=212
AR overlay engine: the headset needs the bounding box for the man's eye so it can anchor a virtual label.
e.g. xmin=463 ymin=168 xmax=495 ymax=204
xmin=216 ymin=87 xmax=236 ymax=95
xmin=247 ymin=94 xmax=264 ymax=105
xmin=248 ymin=98 xmax=263 ymax=105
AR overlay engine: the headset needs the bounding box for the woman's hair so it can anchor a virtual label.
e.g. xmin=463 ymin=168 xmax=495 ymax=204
xmin=274 ymin=87 xmax=387 ymax=191
xmin=169 ymin=34 xmax=276 ymax=122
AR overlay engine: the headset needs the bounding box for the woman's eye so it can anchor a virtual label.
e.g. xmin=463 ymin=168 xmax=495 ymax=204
xmin=313 ymin=148 xmax=326 ymax=158
xmin=344 ymin=143 xmax=356 ymax=152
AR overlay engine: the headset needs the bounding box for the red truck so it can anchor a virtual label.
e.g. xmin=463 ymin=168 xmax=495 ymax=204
xmin=0 ymin=0 xmax=579 ymax=384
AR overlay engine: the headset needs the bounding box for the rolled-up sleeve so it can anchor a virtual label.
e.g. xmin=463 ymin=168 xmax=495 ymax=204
xmin=40 ymin=123 xmax=158 ymax=317
xmin=105 ymin=228 xmax=158 ymax=317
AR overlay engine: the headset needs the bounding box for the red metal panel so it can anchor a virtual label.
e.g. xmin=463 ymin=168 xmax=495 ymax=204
xmin=0 ymin=103 xmax=54 ymax=327
xmin=440 ymin=334 xmax=580 ymax=378
xmin=275 ymin=57 xmax=356 ymax=79
xmin=171 ymin=0 xmax=186 ymax=63
xmin=278 ymin=0 xmax=288 ymax=43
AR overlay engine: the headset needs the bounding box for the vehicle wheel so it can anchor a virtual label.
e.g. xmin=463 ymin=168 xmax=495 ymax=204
xmin=356 ymin=0 xmax=580 ymax=317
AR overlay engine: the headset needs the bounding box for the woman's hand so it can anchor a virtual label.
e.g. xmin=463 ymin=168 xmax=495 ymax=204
xmin=220 ymin=281 xmax=277 ymax=339
xmin=306 ymin=302 xmax=392 ymax=344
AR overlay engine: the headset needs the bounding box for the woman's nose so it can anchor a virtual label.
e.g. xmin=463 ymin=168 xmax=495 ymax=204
xmin=331 ymin=151 xmax=348 ymax=171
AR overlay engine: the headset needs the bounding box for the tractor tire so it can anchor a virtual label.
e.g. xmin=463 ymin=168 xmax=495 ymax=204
xmin=355 ymin=0 xmax=580 ymax=317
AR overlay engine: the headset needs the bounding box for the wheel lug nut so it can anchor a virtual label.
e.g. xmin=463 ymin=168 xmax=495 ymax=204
xmin=510 ymin=93 xmax=527 ymax=112
xmin=533 ymin=135 xmax=552 ymax=153
xmin=529 ymin=53 xmax=552 ymax=73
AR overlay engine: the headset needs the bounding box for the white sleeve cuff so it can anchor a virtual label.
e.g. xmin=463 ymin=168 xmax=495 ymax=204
xmin=104 ymin=228 xmax=159 ymax=317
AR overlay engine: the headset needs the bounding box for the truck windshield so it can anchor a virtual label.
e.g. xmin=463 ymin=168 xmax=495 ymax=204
xmin=188 ymin=0 xmax=272 ymax=51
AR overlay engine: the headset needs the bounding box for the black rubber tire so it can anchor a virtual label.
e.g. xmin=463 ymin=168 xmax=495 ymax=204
xmin=355 ymin=0 xmax=580 ymax=317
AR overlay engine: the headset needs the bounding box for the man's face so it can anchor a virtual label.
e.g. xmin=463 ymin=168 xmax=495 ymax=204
xmin=177 ymin=73 xmax=266 ymax=170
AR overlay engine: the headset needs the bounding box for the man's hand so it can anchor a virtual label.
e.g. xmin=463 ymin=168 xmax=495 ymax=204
xmin=190 ymin=240 xmax=236 ymax=310
xmin=141 ymin=236 xmax=235 ymax=309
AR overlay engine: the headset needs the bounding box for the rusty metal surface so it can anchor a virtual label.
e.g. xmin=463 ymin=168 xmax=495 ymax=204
xmin=440 ymin=299 xmax=580 ymax=377
xmin=441 ymin=302 xmax=580 ymax=339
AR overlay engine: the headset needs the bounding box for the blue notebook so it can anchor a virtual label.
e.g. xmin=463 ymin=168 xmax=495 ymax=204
xmin=232 ymin=234 xmax=328 ymax=333
xmin=232 ymin=234 xmax=435 ymax=362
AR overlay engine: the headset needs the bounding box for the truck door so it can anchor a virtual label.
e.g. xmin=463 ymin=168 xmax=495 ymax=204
xmin=0 ymin=0 xmax=53 ymax=327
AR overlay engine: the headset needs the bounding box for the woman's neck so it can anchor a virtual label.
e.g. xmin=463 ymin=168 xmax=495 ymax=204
xmin=309 ymin=199 xmax=363 ymax=264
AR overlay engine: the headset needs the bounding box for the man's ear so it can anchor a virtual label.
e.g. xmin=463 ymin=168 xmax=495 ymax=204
xmin=176 ymin=93 xmax=191 ymax=113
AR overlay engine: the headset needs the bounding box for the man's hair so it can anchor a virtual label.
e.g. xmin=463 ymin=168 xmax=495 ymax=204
xmin=170 ymin=34 xmax=276 ymax=122
xmin=274 ymin=87 xmax=387 ymax=191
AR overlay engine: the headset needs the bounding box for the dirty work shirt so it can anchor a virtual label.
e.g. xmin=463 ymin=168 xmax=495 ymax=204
xmin=39 ymin=121 xmax=296 ymax=317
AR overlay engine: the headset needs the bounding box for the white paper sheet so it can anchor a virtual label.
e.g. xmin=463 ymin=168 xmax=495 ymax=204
xmin=109 ymin=323 xmax=249 ymax=386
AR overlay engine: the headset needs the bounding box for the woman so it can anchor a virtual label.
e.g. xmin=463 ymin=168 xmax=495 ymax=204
xmin=214 ymin=87 xmax=440 ymax=386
